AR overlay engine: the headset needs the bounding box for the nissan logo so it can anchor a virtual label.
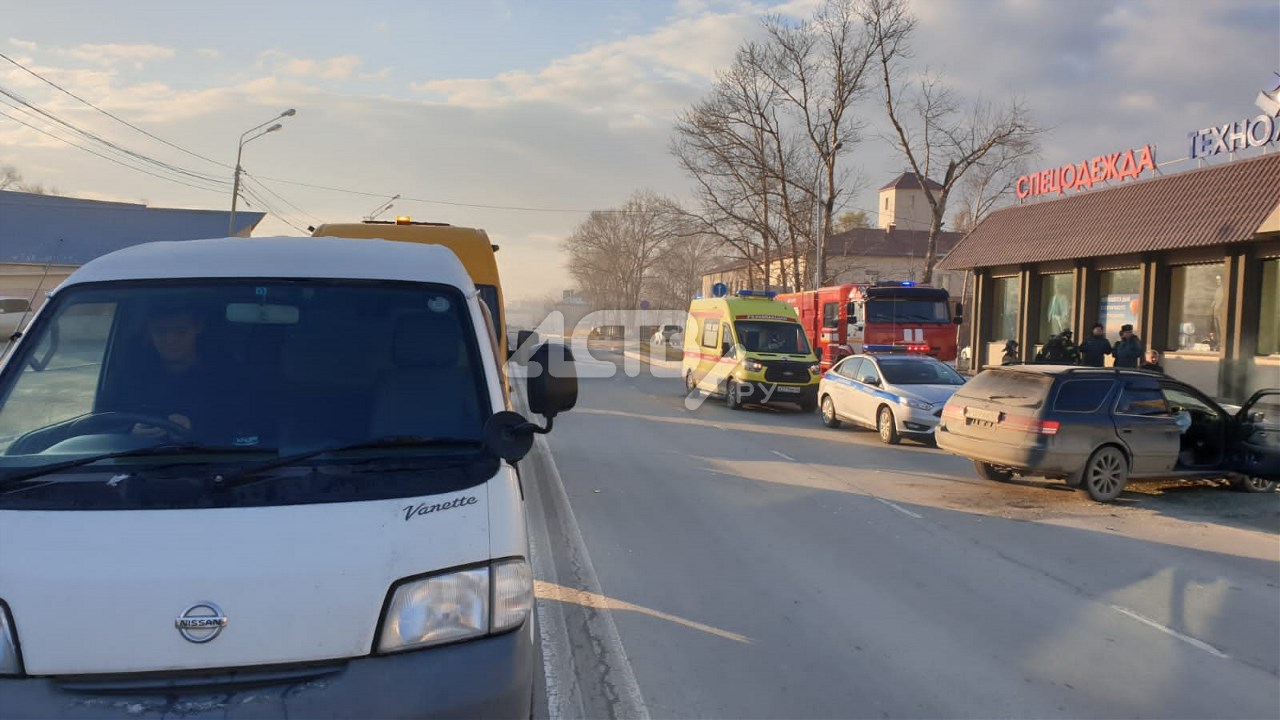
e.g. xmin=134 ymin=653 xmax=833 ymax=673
xmin=176 ymin=602 xmax=228 ymax=643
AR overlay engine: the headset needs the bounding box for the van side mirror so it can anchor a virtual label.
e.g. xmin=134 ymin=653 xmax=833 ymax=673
xmin=483 ymin=411 xmax=536 ymax=463
xmin=526 ymin=342 xmax=578 ymax=428
xmin=508 ymin=329 xmax=540 ymax=363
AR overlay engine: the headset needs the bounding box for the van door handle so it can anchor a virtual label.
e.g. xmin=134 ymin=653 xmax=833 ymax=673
xmin=1120 ymin=428 xmax=1132 ymax=434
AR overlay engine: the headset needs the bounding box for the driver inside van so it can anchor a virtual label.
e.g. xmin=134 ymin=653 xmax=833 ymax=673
xmin=116 ymin=303 xmax=244 ymax=441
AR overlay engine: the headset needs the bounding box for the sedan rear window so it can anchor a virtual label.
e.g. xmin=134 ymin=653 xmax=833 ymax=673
xmin=953 ymin=369 xmax=1052 ymax=406
xmin=1053 ymin=379 xmax=1116 ymax=413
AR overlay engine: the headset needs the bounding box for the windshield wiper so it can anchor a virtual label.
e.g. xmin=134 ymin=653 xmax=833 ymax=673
xmin=0 ymin=444 xmax=277 ymax=492
xmin=209 ymin=436 xmax=484 ymax=490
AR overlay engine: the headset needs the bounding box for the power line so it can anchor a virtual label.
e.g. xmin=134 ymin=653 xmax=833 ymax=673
xmin=0 ymin=83 xmax=228 ymax=188
xmin=240 ymin=171 xmax=323 ymax=224
xmin=0 ymin=50 xmax=230 ymax=170
xmin=0 ymin=107 xmax=230 ymax=195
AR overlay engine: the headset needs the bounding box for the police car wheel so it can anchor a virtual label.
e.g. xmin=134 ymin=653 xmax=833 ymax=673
xmin=821 ymin=396 xmax=841 ymax=428
xmin=877 ymin=406 xmax=900 ymax=444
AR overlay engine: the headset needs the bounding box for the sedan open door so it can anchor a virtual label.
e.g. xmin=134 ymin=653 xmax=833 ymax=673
xmin=1229 ymin=388 xmax=1280 ymax=492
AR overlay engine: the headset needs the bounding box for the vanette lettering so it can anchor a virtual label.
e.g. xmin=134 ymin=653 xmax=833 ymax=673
xmin=402 ymin=495 xmax=479 ymax=522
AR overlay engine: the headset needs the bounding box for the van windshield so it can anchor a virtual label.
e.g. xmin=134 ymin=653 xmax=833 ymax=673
xmin=735 ymin=320 xmax=811 ymax=355
xmin=0 ymin=280 xmax=496 ymax=509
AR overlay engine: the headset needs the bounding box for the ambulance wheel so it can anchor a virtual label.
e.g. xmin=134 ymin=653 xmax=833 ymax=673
xmin=821 ymin=396 xmax=841 ymax=427
xmin=725 ymin=380 xmax=744 ymax=410
xmin=877 ymin=405 xmax=900 ymax=444
xmin=684 ymin=371 xmax=697 ymax=396
xmin=799 ymin=396 xmax=817 ymax=413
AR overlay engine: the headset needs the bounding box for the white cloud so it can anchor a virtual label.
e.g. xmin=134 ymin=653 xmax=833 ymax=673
xmin=7 ymin=37 xmax=38 ymax=51
xmin=412 ymin=11 xmax=757 ymax=129
xmin=60 ymin=43 xmax=175 ymax=67
xmin=196 ymin=48 xmax=222 ymax=60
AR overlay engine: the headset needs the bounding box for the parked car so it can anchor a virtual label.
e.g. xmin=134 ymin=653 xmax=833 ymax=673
xmin=818 ymin=352 xmax=966 ymax=444
xmin=935 ymin=365 xmax=1279 ymax=501
xmin=650 ymin=324 xmax=683 ymax=347
xmin=0 ymin=296 xmax=32 ymax=344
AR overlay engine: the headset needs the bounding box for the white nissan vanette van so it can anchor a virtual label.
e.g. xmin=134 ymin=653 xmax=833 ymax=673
xmin=0 ymin=236 xmax=576 ymax=718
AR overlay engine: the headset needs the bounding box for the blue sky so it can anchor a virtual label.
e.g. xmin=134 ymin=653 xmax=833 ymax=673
xmin=2 ymin=0 xmax=1278 ymax=301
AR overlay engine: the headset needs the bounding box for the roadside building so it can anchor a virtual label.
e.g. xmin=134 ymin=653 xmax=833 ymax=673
xmin=0 ymin=190 xmax=264 ymax=325
xmin=700 ymin=172 xmax=965 ymax=298
xmin=941 ymin=152 xmax=1280 ymax=402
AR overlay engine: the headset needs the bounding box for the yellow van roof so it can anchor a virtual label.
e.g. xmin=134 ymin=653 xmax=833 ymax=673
xmin=312 ymin=222 xmax=501 ymax=285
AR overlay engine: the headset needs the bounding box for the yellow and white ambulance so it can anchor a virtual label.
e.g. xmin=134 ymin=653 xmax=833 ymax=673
xmin=682 ymin=289 xmax=821 ymax=411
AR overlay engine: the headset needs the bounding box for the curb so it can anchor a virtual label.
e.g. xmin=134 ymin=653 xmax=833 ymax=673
xmin=621 ymin=349 xmax=681 ymax=371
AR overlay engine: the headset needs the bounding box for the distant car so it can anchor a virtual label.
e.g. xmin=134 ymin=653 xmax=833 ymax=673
xmin=935 ymin=365 xmax=1280 ymax=502
xmin=818 ymin=352 xmax=966 ymax=444
xmin=0 ymin=296 xmax=32 ymax=345
xmin=650 ymin=324 xmax=683 ymax=347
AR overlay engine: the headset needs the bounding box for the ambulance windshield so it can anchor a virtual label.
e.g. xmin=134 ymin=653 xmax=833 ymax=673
xmin=735 ymin=321 xmax=811 ymax=354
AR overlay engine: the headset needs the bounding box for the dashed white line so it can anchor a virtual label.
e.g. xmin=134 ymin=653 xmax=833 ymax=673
xmin=1111 ymin=605 xmax=1231 ymax=659
xmin=875 ymin=497 xmax=923 ymax=519
xmin=770 ymin=450 xmax=796 ymax=462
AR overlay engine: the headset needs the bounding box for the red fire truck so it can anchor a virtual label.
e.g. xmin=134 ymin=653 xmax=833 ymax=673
xmin=777 ymin=282 xmax=962 ymax=368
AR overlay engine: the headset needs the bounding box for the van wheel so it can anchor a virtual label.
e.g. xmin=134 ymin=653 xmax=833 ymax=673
xmin=1080 ymin=446 xmax=1128 ymax=502
xmin=684 ymin=371 xmax=698 ymax=396
xmin=799 ymin=396 xmax=817 ymax=413
xmin=726 ymin=380 xmax=744 ymax=410
xmin=1231 ymin=475 xmax=1277 ymax=493
xmin=974 ymin=461 xmax=1013 ymax=482
xmin=821 ymin=396 xmax=841 ymax=427
xmin=877 ymin=406 xmax=900 ymax=445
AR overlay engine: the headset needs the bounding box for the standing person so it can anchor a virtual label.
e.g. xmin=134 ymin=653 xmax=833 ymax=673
xmin=1113 ymin=324 xmax=1144 ymax=368
xmin=1057 ymin=329 xmax=1081 ymax=364
xmin=1080 ymin=323 xmax=1112 ymax=367
xmin=1000 ymin=339 xmax=1020 ymax=366
xmin=1140 ymin=349 xmax=1165 ymax=374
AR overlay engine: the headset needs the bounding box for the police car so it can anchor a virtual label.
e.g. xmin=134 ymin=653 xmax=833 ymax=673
xmin=818 ymin=352 xmax=966 ymax=444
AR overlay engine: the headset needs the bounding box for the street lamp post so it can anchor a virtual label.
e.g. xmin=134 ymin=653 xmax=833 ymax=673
xmin=229 ymin=109 xmax=296 ymax=235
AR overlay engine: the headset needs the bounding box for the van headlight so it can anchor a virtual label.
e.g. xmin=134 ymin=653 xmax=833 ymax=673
xmin=0 ymin=601 xmax=22 ymax=676
xmin=899 ymin=397 xmax=934 ymax=411
xmin=742 ymin=359 xmax=764 ymax=372
xmin=809 ymin=364 xmax=821 ymax=375
xmin=377 ymin=558 xmax=532 ymax=653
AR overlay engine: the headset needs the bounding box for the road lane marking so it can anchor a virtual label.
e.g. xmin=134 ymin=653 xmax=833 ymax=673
xmin=875 ymin=497 xmax=923 ymax=519
xmin=528 ymin=429 xmax=651 ymax=720
xmin=770 ymin=450 xmax=796 ymax=462
xmin=1110 ymin=605 xmax=1231 ymax=659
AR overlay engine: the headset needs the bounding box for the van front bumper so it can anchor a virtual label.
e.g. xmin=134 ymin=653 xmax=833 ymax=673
xmin=732 ymin=380 xmax=818 ymax=406
xmin=0 ymin=620 xmax=534 ymax=720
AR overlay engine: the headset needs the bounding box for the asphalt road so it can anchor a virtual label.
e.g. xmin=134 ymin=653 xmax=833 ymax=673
xmin=522 ymin=345 xmax=1280 ymax=719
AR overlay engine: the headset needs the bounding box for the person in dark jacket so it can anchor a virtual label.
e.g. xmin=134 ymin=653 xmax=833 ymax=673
xmin=1000 ymin=339 xmax=1020 ymax=365
xmin=1113 ymin=324 xmax=1144 ymax=368
xmin=1079 ymin=323 xmax=1112 ymax=367
xmin=1140 ymin=349 xmax=1165 ymax=374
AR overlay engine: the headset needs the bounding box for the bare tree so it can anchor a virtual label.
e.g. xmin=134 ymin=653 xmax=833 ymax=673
xmin=865 ymin=0 xmax=1042 ymax=283
xmin=646 ymin=231 xmax=723 ymax=311
xmin=951 ymin=141 xmax=1033 ymax=233
xmin=563 ymin=190 xmax=683 ymax=311
xmin=0 ymin=163 xmax=20 ymax=191
xmin=758 ymin=0 xmax=875 ymax=287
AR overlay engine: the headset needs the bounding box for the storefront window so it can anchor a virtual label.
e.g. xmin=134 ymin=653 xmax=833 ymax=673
xmin=1039 ymin=274 xmax=1073 ymax=341
xmin=1098 ymin=268 xmax=1141 ymax=340
xmin=992 ymin=276 xmax=1019 ymax=344
xmin=1167 ymin=263 xmax=1225 ymax=352
xmin=1259 ymin=259 xmax=1279 ymax=356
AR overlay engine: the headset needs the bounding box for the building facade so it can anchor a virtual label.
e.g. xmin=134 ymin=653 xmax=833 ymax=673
xmin=0 ymin=191 xmax=264 ymax=324
xmin=941 ymin=152 xmax=1280 ymax=402
xmin=876 ymin=171 xmax=942 ymax=231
